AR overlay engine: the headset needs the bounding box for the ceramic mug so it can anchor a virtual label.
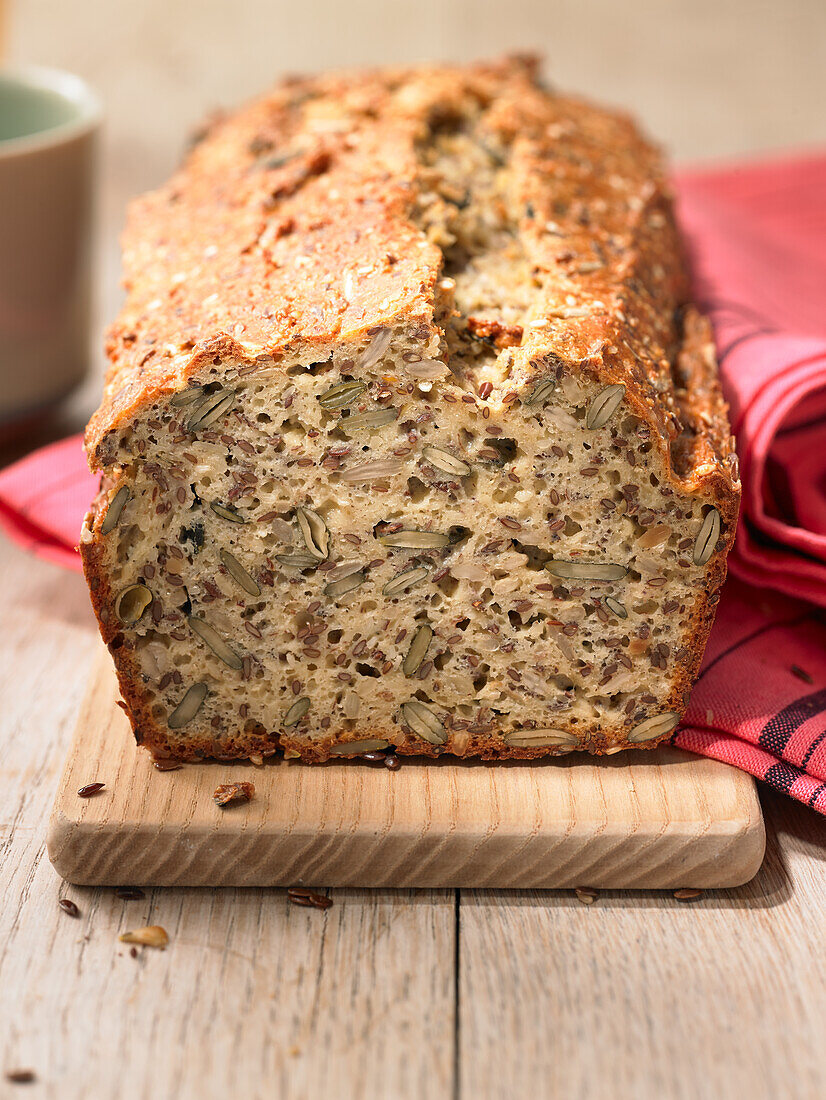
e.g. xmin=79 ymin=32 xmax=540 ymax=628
xmin=0 ymin=66 xmax=101 ymax=427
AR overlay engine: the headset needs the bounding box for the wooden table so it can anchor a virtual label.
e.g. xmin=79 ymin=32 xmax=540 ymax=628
xmin=2 ymin=531 xmax=826 ymax=1099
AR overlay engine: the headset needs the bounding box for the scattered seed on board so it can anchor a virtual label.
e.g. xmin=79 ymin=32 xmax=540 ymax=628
xmin=575 ymin=887 xmax=599 ymax=905
xmin=115 ymin=887 xmax=146 ymax=900
xmin=58 ymin=898 xmax=80 ymax=917
xmin=78 ymin=782 xmax=105 ymax=798
xmin=287 ymin=887 xmax=333 ymax=911
xmin=213 ymin=781 xmax=255 ymax=806
xmin=153 ymin=760 xmax=183 ymax=772
xmin=384 ymin=753 xmax=402 ymax=771
xmin=5 ymin=1070 xmax=36 ymax=1084
xmin=119 ymin=925 xmax=169 ymax=948
xmin=673 ymin=888 xmax=704 ymax=901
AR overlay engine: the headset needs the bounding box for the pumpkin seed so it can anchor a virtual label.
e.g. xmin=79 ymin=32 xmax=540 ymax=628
xmin=421 ymin=445 xmax=471 ymax=478
xmin=219 ymin=549 xmax=261 ymax=596
xmin=692 ymin=508 xmax=721 ymax=566
xmin=524 ymin=378 xmax=556 ymax=407
xmin=330 ymin=739 xmax=390 ymax=755
xmin=168 ymin=682 xmax=207 ymax=729
xmin=403 ymin=625 xmax=433 ymax=677
xmin=210 ymin=501 xmax=246 ymax=524
xmin=115 ymin=584 xmax=153 ymax=624
xmin=188 ymin=616 xmax=243 ymax=670
xmin=401 ymin=700 xmax=447 ymax=745
xmin=275 ymin=551 xmax=319 ymax=569
xmin=503 ymin=729 xmax=578 ymax=748
xmin=318 ymin=381 xmax=367 ymax=409
xmin=380 ymin=530 xmax=450 ymax=550
xmin=100 ymin=485 xmax=131 ymax=535
xmin=186 ymin=388 xmax=235 ymax=431
xmin=545 ymin=560 xmax=628 ymax=582
xmin=585 ymin=384 xmax=625 ymax=429
xmin=324 ymin=571 xmax=366 ymax=598
xmin=295 ymin=506 xmax=329 ymax=560
xmin=603 ymin=596 xmax=628 ymax=619
xmin=170 ymin=385 xmax=204 ymax=407
xmin=383 ymin=566 xmax=430 ymax=596
xmin=284 ymin=697 xmax=310 ymax=727
xmin=627 ymin=712 xmax=680 ymax=742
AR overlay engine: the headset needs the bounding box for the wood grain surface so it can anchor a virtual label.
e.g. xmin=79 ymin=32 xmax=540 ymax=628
xmin=48 ymin=654 xmax=765 ymax=890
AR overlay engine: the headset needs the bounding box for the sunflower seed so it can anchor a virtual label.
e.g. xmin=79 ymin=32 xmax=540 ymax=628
xmin=421 ymin=445 xmax=471 ymax=477
xmin=380 ymin=530 xmax=450 ymax=550
xmin=284 ymin=697 xmax=310 ymax=727
xmin=585 ymin=384 xmax=625 ymax=429
xmin=330 ymin=739 xmax=390 ymax=755
xmin=318 ymin=381 xmax=367 ymax=409
xmin=324 ymin=571 xmax=366 ymax=598
xmin=603 ymin=596 xmax=628 ymax=619
xmin=187 ymin=388 xmax=236 ymax=431
xmin=168 ymin=682 xmax=207 ymax=729
xmin=545 ymin=560 xmax=628 ymax=582
xmin=295 ymin=506 xmax=329 ymax=560
xmin=383 ymin=566 xmax=430 ymax=596
xmin=275 ymin=552 xmax=319 ymax=569
xmin=340 ymin=458 xmax=404 ymax=482
xmin=627 ymin=712 xmax=680 ymax=742
xmin=692 ymin=508 xmax=721 ymax=566
xmin=401 ymin=700 xmax=447 ymax=744
xmin=119 ymin=925 xmax=169 ymax=948
xmin=210 ymin=501 xmax=246 ymax=524
xmin=100 ymin=485 xmax=131 ymax=535
xmin=341 ymin=408 xmax=398 ymax=431
xmin=188 ymin=616 xmax=243 ymax=669
xmin=358 ymin=328 xmax=392 ymax=369
xmin=170 ymin=385 xmax=205 ymax=406
xmin=115 ymin=584 xmax=153 ymax=624
xmin=219 ymin=549 xmax=261 ymax=596
xmin=523 ymin=378 xmax=556 ymax=407
xmin=503 ymin=729 xmax=578 ymax=748
xmin=403 ymin=625 xmax=433 ymax=677
xmin=406 ymin=358 xmax=448 ymax=380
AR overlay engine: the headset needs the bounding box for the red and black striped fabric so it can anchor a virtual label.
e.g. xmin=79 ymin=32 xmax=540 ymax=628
xmin=2 ymin=153 xmax=826 ymax=812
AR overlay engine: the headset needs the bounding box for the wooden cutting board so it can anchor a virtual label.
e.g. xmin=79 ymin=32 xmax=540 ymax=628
xmin=47 ymin=653 xmax=765 ymax=889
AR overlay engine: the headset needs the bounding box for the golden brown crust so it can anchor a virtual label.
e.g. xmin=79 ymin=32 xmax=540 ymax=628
xmin=82 ymin=56 xmax=739 ymax=763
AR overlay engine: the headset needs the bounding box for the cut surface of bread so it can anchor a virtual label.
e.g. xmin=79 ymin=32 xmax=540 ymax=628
xmin=81 ymin=57 xmax=739 ymax=762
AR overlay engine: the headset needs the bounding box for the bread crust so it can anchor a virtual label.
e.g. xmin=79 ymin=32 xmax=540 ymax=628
xmin=81 ymin=56 xmax=739 ymax=763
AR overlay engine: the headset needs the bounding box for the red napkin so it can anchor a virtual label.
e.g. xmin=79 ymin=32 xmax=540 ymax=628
xmin=2 ymin=153 xmax=826 ymax=813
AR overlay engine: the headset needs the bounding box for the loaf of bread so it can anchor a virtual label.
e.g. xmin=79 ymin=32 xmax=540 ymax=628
xmin=81 ymin=56 xmax=739 ymax=763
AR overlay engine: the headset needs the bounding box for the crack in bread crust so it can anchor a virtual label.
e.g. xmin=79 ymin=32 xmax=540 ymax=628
xmin=81 ymin=56 xmax=739 ymax=763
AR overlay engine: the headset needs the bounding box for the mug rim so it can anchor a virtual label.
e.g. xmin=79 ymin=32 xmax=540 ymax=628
xmin=0 ymin=64 xmax=102 ymax=158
